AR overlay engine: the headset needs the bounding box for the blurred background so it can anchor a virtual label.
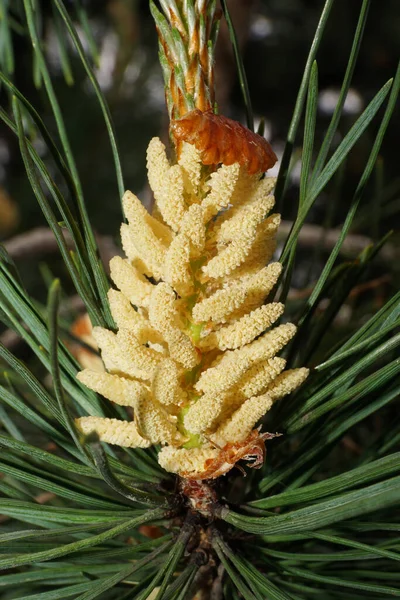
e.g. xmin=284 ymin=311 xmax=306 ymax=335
xmin=0 ymin=0 xmax=399 ymax=355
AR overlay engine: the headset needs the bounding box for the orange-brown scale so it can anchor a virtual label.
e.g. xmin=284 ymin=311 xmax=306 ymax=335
xmin=171 ymin=109 xmax=278 ymax=175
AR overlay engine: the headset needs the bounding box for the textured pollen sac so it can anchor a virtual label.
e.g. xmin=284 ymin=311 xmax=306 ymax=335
xmin=75 ymin=135 xmax=309 ymax=480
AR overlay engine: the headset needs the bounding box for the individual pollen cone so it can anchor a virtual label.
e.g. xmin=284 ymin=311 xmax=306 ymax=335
xmin=76 ymin=130 xmax=309 ymax=480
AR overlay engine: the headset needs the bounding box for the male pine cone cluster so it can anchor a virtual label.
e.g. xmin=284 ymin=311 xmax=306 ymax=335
xmin=76 ymin=135 xmax=308 ymax=479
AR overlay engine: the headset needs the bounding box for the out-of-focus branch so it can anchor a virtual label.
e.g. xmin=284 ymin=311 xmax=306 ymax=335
xmin=4 ymin=223 xmax=397 ymax=265
xmin=3 ymin=227 xmax=72 ymax=259
xmin=2 ymin=227 xmax=121 ymax=267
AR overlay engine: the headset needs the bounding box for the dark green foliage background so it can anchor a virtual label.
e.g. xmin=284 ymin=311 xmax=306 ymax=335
xmin=0 ymin=1 xmax=399 ymax=599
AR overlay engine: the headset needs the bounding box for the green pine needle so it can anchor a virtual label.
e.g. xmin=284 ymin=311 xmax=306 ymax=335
xmin=0 ymin=1 xmax=399 ymax=597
